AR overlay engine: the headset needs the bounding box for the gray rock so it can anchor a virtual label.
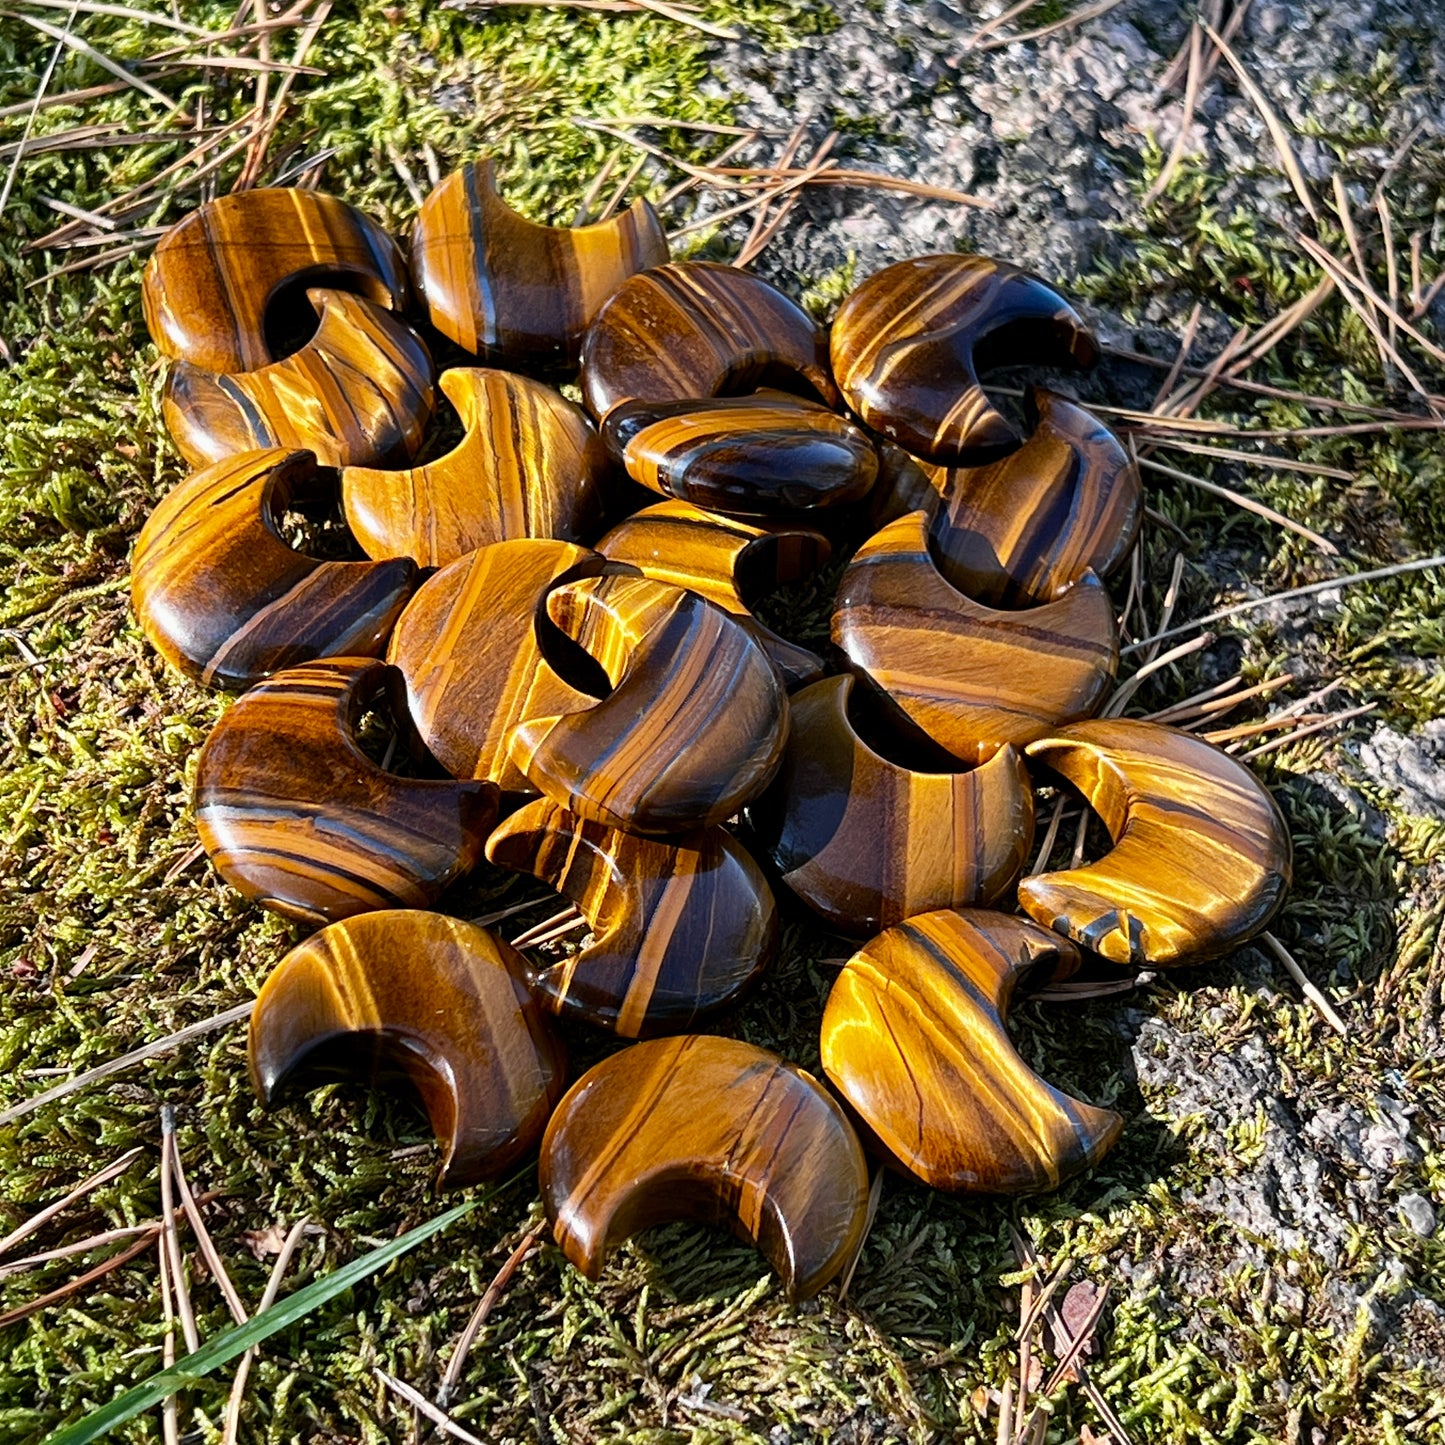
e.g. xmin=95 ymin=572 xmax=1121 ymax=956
xmin=702 ymin=0 xmax=1440 ymax=292
xmin=1358 ymin=721 xmax=1445 ymax=820
xmin=1398 ymin=1193 xmax=1438 ymax=1237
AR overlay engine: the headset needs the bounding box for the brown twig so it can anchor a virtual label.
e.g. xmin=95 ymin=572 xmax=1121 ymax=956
xmin=1378 ymin=191 xmax=1401 ymax=369
xmin=654 ymin=133 xmax=755 ymax=209
xmin=0 ymin=1001 xmax=255 ymax=1127
xmin=589 ymin=114 xmax=776 ymax=136
xmin=0 ymin=1146 xmax=144 ymax=1257
xmin=597 ymin=152 xmax=648 ymax=221
xmin=457 ymin=0 xmax=737 ymax=38
xmin=1297 ymin=229 xmax=1445 ymax=370
xmin=1332 ymin=172 xmax=1392 ymax=377
xmin=1143 ymin=22 xmax=1202 ymax=207
xmin=1034 ymin=974 xmax=1148 ymax=1002
xmin=1117 ymin=524 xmax=1143 ymax=641
xmin=0 ymin=0 xmax=76 ymax=219
xmin=3 ymin=9 xmax=179 ymax=110
xmin=234 ymin=0 xmax=332 ymax=190
xmin=735 ymin=120 xmax=811 ymax=265
xmin=1261 ymin=932 xmax=1348 ymax=1034
xmin=0 ymin=1232 xmax=157 ymax=1328
xmin=0 ymin=1222 xmax=160 ymax=1278
xmin=1241 ymin=701 xmax=1376 ymax=759
xmin=1149 ymin=302 xmax=1203 ymax=410
xmin=509 ymin=906 xmax=583 ymax=949
xmin=1204 ymin=713 xmax=1324 ymax=745
xmin=1040 ymin=1284 xmax=1112 ymax=1395
xmin=157 ymin=1220 xmax=180 ymax=1445
xmin=1147 ymin=437 xmax=1354 ymax=481
xmin=162 ymin=841 xmax=207 ymax=886
xmin=1147 ymin=671 xmax=1293 ymax=726
xmin=22 ymin=0 xmax=211 ymax=34
xmin=439 ymin=1219 xmax=548 ymax=1402
xmin=468 ymin=894 xmax=556 ymax=929
xmin=1103 ymin=632 xmax=1215 ymax=717
xmin=736 ymin=131 xmax=837 ymax=265
xmin=962 ymin=0 xmax=1033 ymax=50
xmin=971 ymin=0 xmax=1127 ymax=51
xmin=574 ymin=149 xmax=620 ymax=224
xmin=669 ymin=159 xmax=837 ymax=239
xmin=222 ymin=1217 xmax=309 ymax=1444
xmin=380 ymin=1370 xmax=488 ymax=1444
xmin=1137 ymin=456 xmax=1338 ymax=554
xmin=702 ymin=163 xmax=991 ymax=206
xmin=1145 ymin=551 xmax=1188 ymax=661
xmin=1121 ymin=552 xmax=1445 ymax=654
xmin=170 ymin=1134 xmax=248 ymax=1326
xmin=160 ymin=1107 xmax=200 ymax=1355
xmin=1027 ymin=795 xmax=1070 ymax=877
xmin=1202 ymin=20 xmax=1318 ymax=222
xmin=517 ymin=914 xmax=589 ymax=949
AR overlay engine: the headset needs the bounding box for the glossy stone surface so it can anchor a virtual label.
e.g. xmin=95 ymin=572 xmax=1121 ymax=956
xmin=411 ymin=158 xmax=669 ymax=372
xmin=596 ymin=499 xmax=829 ymax=689
xmin=603 ymin=391 xmax=878 ymax=515
xmin=747 ymin=676 xmax=1034 ymax=934
xmin=862 ymin=438 xmax=946 ymax=535
xmin=509 ymin=574 xmax=789 ymax=835
xmin=832 ymin=510 xmax=1117 ymax=766
xmin=581 ymin=261 xmax=839 ymax=424
xmin=539 ymin=1034 xmax=870 ymax=1299
xmin=821 ymin=910 xmax=1121 ymax=1193
xmin=831 ymin=254 xmax=1097 ymax=463
xmin=249 ymin=910 xmax=566 ymax=1188
xmin=926 ymin=388 xmax=1142 ymax=606
xmin=131 ymin=448 xmax=417 ymax=689
xmin=195 ymin=658 xmax=496 ymax=925
xmin=342 ymin=368 xmax=609 ymax=567
xmin=142 ymin=188 xmax=409 ymax=374
xmin=385 ymin=538 xmax=606 ymax=792
xmin=487 ymin=798 xmax=777 ymax=1037
xmin=1020 ymin=719 xmax=1293 ymax=966
xmin=163 ymin=288 xmax=435 ymax=471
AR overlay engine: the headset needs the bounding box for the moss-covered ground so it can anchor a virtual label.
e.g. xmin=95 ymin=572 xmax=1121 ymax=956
xmin=2 ymin=2 xmax=1444 ymax=1441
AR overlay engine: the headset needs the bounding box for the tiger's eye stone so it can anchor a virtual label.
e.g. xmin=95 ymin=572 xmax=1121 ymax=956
xmin=142 ymin=188 xmax=409 ymax=374
xmin=581 ymin=261 xmax=839 ymax=424
xmin=832 ymin=510 xmax=1117 ymax=766
xmin=508 ymin=573 xmax=790 ymax=835
xmin=831 ymin=254 xmax=1097 ymax=464
xmin=925 ymin=388 xmax=1141 ymax=606
xmin=747 ymin=676 xmax=1034 ymax=934
xmin=821 ymin=910 xmax=1122 ymax=1194
xmin=195 ymin=658 xmax=497 ymax=925
xmin=1020 ymin=719 xmax=1293 ymax=966
xmin=411 ymin=158 xmax=669 ymax=372
xmin=249 ymin=910 xmax=566 ymax=1188
xmin=385 ymin=538 xmax=607 ymax=791
xmin=342 ymin=368 xmax=609 ymax=567
xmin=163 ymin=288 xmax=435 ymax=471
xmin=601 ymin=392 xmax=877 ymax=515
xmin=486 ymin=798 xmax=777 ymax=1037
xmin=863 ymin=439 xmax=946 ymax=534
xmin=596 ymin=499 xmax=829 ymax=689
xmin=539 ymin=1034 xmax=870 ymax=1299
xmin=131 ymin=448 xmax=417 ymax=689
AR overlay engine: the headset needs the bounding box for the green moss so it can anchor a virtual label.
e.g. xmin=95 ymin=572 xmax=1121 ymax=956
xmin=4 ymin=2 xmax=1445 ymax=1442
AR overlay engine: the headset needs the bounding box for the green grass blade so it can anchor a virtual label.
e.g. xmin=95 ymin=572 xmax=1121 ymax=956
xmin=45 ymin=1199 xmax=478 ymax=1445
